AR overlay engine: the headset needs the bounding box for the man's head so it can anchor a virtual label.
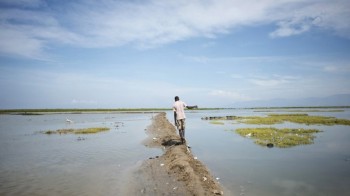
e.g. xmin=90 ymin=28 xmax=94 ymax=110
xmin=175 ymin=96 xmax=179 ymax=101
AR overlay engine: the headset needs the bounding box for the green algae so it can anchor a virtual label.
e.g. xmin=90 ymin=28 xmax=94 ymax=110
xmin=44 ymin=127 xmax=110 ymax=134
xmin=254 ymin=109 xmax=344 ymax=113
xmin=235 ymin=127 xmax=321 ymax=148
xmin=235 ymin=114 xmax=350 ymax=125
xmin=209 ymin=120 xmax=225 ymax=125
xmin=201 ymin=112 xmax=350 ymax=148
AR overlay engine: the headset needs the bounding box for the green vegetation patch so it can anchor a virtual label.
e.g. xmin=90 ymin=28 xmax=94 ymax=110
xmin=236 ymin=113 xmax=350 ymax=125
xmin=209 ymin=120 xmax=225 ymax=125
xmin=235 ymin=127 xmax=321 ymax=148
xmin=254 ymin=109 xmax=344 ymax=113
xmin=44 ymin=127 xmax=110 ymax=134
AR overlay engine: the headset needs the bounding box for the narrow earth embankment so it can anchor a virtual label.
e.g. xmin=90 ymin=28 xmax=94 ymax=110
xmin=124 ymin=112 xmax=223 ymax=195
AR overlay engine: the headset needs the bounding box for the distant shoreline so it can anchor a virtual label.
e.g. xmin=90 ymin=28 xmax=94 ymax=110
xmin=1 ymin=106 xmax=349 ymax=115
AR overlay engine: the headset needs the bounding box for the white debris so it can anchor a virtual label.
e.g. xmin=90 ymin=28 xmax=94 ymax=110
xmin=203 ymin=176 xmax=207 ymax=181
xmin=213 ymin=190 xmax=223 ymax=195
xmin=160 ymin=163 xmax=164 ymax=167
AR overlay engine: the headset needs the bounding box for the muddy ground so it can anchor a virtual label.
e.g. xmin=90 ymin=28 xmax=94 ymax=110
xmin=122 ymin=112 xmax=224 ymax=196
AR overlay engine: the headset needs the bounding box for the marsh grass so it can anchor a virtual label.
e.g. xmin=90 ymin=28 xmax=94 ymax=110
xmin=236 ymin=127 xmax=320 ymax=148
xmin=236 ymin=114 xmax=350 ymax=125
xmin=254 ymin=109 xmax=344 ymax=113
xmin=44 ymin=127 xmax=109 ymax=134
xmin=201 ymin=112 xmax=350 ymax=148
xmin=209 ymin=120 xmax=225 ymax=125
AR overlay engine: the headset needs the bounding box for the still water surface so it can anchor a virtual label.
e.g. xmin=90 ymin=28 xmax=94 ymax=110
xmin=185 ymin=109 xmax=350 ymax=196
xmin=1 ymin=109 xmax=350 ymax=195
xmin=0 ymin=113 xmax=160 ymax=195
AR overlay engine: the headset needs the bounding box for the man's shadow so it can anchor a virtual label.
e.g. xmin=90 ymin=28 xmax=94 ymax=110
xmin=161 ymin=139 xmax=182 ymax=146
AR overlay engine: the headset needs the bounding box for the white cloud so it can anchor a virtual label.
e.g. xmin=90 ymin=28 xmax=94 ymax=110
xmin=230 ymin=74 xmax=244 ymax=79
xmin=0 ymin=7 xmax=81 ymax=59
xmin=249 ymin=74 xmax=299 ymax=87
xmin=323 ymin=64 xmax=350 ymax=73
xmin=270 ymin=0 xmax=350 ymax=38
xmin=269 ymin=18 xmax=312 ymax=38
xmin=184 ymin=55 xmax=210 ymax=64
xmin=0 ymin=0 xmax=349 ymax=58
xmin=251 ymin=78 xmax=285 ymax=86
xmin=0 ymin=28 xmax=46 ymax=59
xmin=209 ymin=90 xmax=253 ymax=101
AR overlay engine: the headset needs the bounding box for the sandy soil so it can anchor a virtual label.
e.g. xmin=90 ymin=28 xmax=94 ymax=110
xmin=123 ymin=112 xmax=224 ymax=196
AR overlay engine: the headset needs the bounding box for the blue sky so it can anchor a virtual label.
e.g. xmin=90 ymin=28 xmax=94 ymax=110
xmin=0 ymin=0 xmax=350 ymax=108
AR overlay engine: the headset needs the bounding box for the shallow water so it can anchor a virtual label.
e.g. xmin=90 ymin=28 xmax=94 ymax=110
xmin=1 ymin=109 xmax=350 ymax=196
xmin=0 ymin=113 xmax=160 ymax=195
xmin=179 ymin=109 xmax=350 ymax=196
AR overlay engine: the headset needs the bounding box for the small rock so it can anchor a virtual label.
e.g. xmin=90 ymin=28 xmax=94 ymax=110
xmin=267 ymin=143 xmax=274 ymax=148
xmin=141 ymin=188 xmax=145 ymax=194
xmin=213 ymin=190 xmax=223 ymax=195
xmin=203 ymin=176 xmax=207 ymax=181
xmin=77 ymin=137 xmax=86 ymax=141
xmin=160 ymin=163 xmax=164 ymax=167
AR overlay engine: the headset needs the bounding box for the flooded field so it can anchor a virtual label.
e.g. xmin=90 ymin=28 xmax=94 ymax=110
xmin=185 ymin=108 xmax=350 ymax=196
xmin=1 ymin=108 xmax=350 ymax=195
xmin=0 ymin=113 xmax=160 ymax=195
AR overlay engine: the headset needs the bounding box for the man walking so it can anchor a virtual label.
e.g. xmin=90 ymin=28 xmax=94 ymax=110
xmin=173 ymin=96 xmax=197 ymax=144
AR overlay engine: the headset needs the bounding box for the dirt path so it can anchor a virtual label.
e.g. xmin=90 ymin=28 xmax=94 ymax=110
xmin=124 ymin=112 xmax=224 ymax=195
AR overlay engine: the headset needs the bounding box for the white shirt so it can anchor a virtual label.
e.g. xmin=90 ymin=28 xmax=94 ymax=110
xmin=173 ymin=100 xmax=187 ymax=120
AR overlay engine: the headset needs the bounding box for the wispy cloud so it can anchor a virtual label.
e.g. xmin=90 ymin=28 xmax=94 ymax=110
xmin=183 ymin=55 xmax=210 ymax=64
xmin=230 ymin=74 xmax=244 ymax=79
xmin=0 ymin=5 xmax=81 ymax=59
xmin=0 ymin=0 xmax=349 ymax=59
xmin=209 ymin=90 xmax=253 ymax=101
xmin=269 ymin=17 xmax=313 ymax=38
xmin=249 ymin=74 xmax=299 ymax=87
xmin=270 ymin=0 xmax=350 ymax=38
xmin=323 ymin=64 xmax=350 ymax=73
